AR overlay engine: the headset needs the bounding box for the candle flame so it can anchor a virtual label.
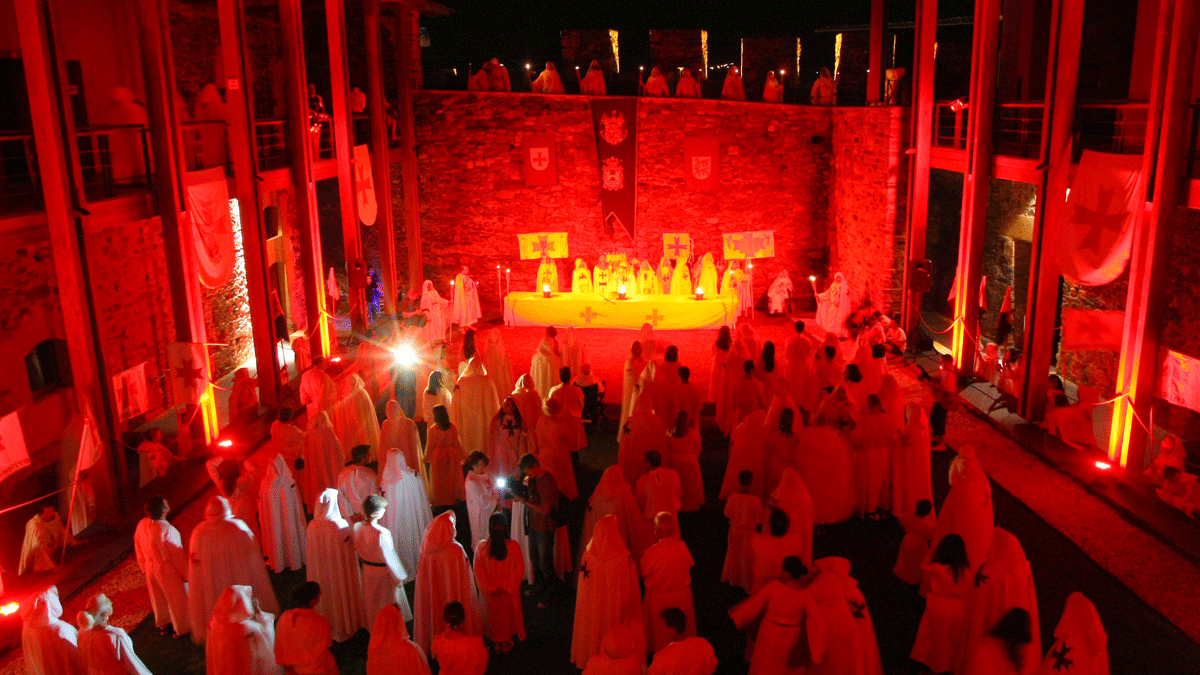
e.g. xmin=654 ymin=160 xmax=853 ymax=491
xmin=0 ymin=603 xmax=19 ymax=616
xmin=543 ymin=285 xmax=550 ymax=292
xmin=696 ymin=287 xmax=704 ymax=294
xmin=1095 ymin=461 xmax=1111 ymax=470
xmin=618 ymin=285 xmax=626 ymax=293
xmin=218 ymin=439 xmax=233 ymax=448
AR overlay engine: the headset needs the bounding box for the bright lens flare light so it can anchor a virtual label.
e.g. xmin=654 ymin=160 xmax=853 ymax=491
xmin=218 ymin=439 xmax=234 ymax=448
xmin=394 ymin=346 xmax=419 ymax=368
xmin=495 ymin=477 xmax=508 ymax=489
xmin=0 ymin=603 xmax=18 ymax=616
xmin=1095 ymin=461 xmax=1112 ymax=471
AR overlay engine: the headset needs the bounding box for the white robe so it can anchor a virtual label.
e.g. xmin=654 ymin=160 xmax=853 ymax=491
xmin=305 ymin=411 xmax=345 ymax=508
xmin=959 ymin=529 xmax=1040 ymax=672
xmin=814 ymin=272 xmax=853 ymax=338
xmin=205 ymin=586 xmax=281 ymax=675
xmin=333 ymin=374 xmax=381 ymax=461
xmin=729 ymin=579 xmax=827 ymax=675
xmin=353 ymin=520 xmax=414 ymax=625
xmin=19 ymin=512 xmax=68 ymax=575
xmin=188 ymin=497 xmax=279 ymax=644
xmin=77 ymin=624 xmax=152 ymax=675
xmin=134 ymin=517 xmax=191 ymax=635
xmin=274 ymin=608 xmax=339 ymax=675
xmin=269 ymin=420 xmax=310 ymax=509
xmin=931 ymin=453 xmax=994 ymax=574
xmin=768 ymin=272 xmax=793 ymax=314
xmin=530 ymin=337 xmax=562 ymax=399
xmin=300 ymin=368 xmax=338 ymax=422
xmin=813 ymin=557 xmax=884 ymax=675
xmin=483 ymin=330 xmax=515 ymax=397
xmin=258 ymin=454 xmax=308 ymax=572
xmin=414 ymin=512 xmax=481 ymax=654
xmin=368 ymin=605 xmax=431 ymax=675
xmin=337 ymin=464 xmax=380 ymax=521
xmin=1039 ymin=593 xmax=1107 ymax=675
xmin=380 ymin=449 xmax=433 ymax=574
xmin=572 ymin=516 xmax=644 ymax=668
xmin=465 ymin=472 xmax=501 ymax=546
xmin=21 ymin=586 xmax=84 ymax=675
xmin=421 ymin=280 xmax=449 ymax=345
xmin=452 ymin=271 xmax=483 ymax=327
xmin=451 ymin=359 xmax=502 ymax=458
xmin=306 ymin=489 xmax=368 ymax=642
xmin=380 ymin=400 xmax=421 ymax=483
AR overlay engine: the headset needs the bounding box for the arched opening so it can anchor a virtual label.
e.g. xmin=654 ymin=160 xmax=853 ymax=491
xmin=25 ymin=338 xmax=71 ymax=397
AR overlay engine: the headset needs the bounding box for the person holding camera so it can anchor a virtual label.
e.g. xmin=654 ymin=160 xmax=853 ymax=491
xmin=513 ymin=454 xmax=560 ymax=608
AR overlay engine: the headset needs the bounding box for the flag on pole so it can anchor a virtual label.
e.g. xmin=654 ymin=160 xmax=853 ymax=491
xmin=722 ymin=231 xmax=775 ymax=259
xmin=1056 ymin=150 xmax=1142 ymax=286
xmin=517 ymin=232 xmax=570 ymax=260
xmin=185 ymin=168 xmax=235 ymax=288
xmin=353 ymin=145 xmax=378 ymax=226
xmin=168 ymin=342 xmax=210 ymax=405
xmin=662 ymin=233 xmax=692 ymax=259
xmin=0 ymin=410 xmax=30 ymax=483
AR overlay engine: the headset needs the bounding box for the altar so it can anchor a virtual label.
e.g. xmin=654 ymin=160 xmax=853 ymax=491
xmin=503 ymin=292 xmax=738 ymax=330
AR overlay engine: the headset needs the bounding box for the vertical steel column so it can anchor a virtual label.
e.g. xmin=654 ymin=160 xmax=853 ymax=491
xmin=394 ymin=8 xmax=423 ymax=290
xmin=868 ymin=0 xmax=887 ymax=104
xmin=902 ymin=0 xmax=937 ymax=334
xmin=365 ymin=0 xmax=397 ymax=315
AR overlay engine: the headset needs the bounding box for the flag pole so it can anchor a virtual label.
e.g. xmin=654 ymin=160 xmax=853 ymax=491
xmin=60 ymin=418 xmax=86 ymax=568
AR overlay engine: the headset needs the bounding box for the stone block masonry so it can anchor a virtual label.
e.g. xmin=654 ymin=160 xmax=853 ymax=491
xmin=407 ymin=91 xmax=908 ymax=316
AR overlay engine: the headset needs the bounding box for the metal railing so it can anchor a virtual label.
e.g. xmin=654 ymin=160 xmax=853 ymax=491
xmin=933 ymin=99 xmax=1198 ymax=173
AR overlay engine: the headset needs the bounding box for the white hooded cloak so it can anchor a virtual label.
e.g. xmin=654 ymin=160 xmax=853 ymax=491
xmin=451 ymin=358 xmax=502 ymax=458
xmin=258 ymin=454 xmax=308 ymax=572
xmin=420 ymin=280 xmax=449 ymax=345
xmin=187 ymin=496 xmax=279 ymax=644
xmin=333 ymin=374 xmax=381 ymax=462
xmin=306 ymin=488 xmax=369 ymax=641
xmin=414 ymin=512 xmax=481 ymax=653
xmin=452 ymin=269 xmax=483 ymax=328
xmin=380 ymin=448 xmax=433 ymax=574
xmin=483 ymin=330 xmax=515 ymax=397
xmin=1039 ymin=593 xmax=1107 ymax=675
xmin=380 ymin=400 xmax=421 ymax=482
xmin=572 ymin=515 xmax=644 ymax=668
xmin=959 ymin=528 xmax=1040 ymax=672
xmin=305 ymin=411 xmax=345 ymax=507
xmin=367 ymin=605 xmax=430 ymax=675
xmin=21 ymin=586 xmax=83 ymax=675
xmin=205 ymin=585 xmax=281 ymax=675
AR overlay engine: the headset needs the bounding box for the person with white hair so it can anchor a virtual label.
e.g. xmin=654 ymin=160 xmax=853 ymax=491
xmin=76 ymin=594 xmax=153 ymax=675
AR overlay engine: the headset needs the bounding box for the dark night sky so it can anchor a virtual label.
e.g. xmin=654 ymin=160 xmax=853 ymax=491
xmin=419 ymin=0 xmax=977 ymax=72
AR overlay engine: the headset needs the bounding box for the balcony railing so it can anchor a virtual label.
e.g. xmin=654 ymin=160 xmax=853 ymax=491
xmin=933 ymin=99 xmax=1200 ymax=175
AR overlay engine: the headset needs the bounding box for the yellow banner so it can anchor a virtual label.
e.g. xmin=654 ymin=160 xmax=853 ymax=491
xmin=722 ymin=230 xmax=775 ymax=259
xmin=517 ymin=232 xmax=570 ymax=260
xmin=662 ymin=233 xmax=692 ymax=259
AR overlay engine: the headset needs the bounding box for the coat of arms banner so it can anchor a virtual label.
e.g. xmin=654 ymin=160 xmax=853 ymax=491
xmin=589 ymin=98 xmax=638 ymax=240
xmin=683 ymin=136 xmax=720 ymax=191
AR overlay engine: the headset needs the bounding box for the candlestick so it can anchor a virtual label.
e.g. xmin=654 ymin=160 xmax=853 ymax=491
xmin=496 ymin=265 xmax=503 ymax=306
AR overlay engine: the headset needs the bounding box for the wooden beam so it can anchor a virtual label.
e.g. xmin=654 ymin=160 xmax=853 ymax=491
xmin=901 ymin=0 xmax=936 ymax=334
xmin=279 ymin=0 xmax=330 ymax=359
xmin=951 ymin=0 xmax=1003 ymax=376
xmin=365 ymin=0 xmax=398 ymax=315
xmin=14 ymin=0 xmax=125 ymax=514
xmin=394 ymin=9 xmax=423 ymax=290
xmin=325 ymin=0 xmax=367 ymax=332
xmin=868 ymin=0 xmax=887 ymax=104
xmin=1018 ymin=0 xmax=1084 ymax=421
xmin=1109 ymin=0 xmax=1198 ymax=476
xmin=217 ymin=0 xmax=281 ymax=406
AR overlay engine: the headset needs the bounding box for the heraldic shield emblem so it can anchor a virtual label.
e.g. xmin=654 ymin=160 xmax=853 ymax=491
xmin=530 ymin=147 xmax=550 ymax=171
xmin=599 ymin=110 xmax=628 ymax=146
xmin=692 ymin=156 xmax=712 ymax=180
xmin=602 ymin=157 xmax=624 ymax=191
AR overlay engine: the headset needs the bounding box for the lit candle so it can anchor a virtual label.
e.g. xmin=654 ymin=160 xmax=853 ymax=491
xmin=543 ymin=284 xmax=552 ymax=298
xmin=696 ymin=287 xmax=705 ymax=300
xmin=618 ymin=284 xmax=627 ymax=300
xmin=809 ymin=275 xmax=816 ymax=282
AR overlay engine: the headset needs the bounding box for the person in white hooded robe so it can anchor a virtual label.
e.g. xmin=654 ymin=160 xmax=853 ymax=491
xmin=530 ymin=326 xmax=563 ymax=399
xmin=367 ymin=605 xmax=430 ymax=675
xmin=300 ymin=358 xmax=338 ymax=423
xmin=258 ymin=454 xmax=307 ymax=573
xmin=19 ymin=505 xmax=70 ymax=575
xmin=464 ymin=452 xmax=501 ymax=546
xmin=483 ymin=330 xmax=515 ymax=397
xmin=379 ymin=400 xmax=421 ymax=482
xmin=268 ymin=413 xmax=310 ymax=510
xmin=333 ymin=374 xmax=381 ymax=462
xmin=421 ymin=279 xmax=450 ymax=345
xmin=133 ymin=497 xmax=190 ymax=638
xmin=354 ymin=495 xmax=414 ymax=625
xmin=21 ymin=586 xmax=84 ymax=675
xmin=813 ymin=272 xmax=853 ymax=338
xmin=729 ymin=556 xmax=827 ymax=675
xmin=336 ymin=444 xmax=379 ymax=521
xmin=414 ymin=511 xmax=482 ymax=654
xmin=640 ymin=512 xmax=697 ymax=653
xmin=379 ymin=447 xmax=433 ymax=574
xmin=451 ymin=357 xmax=502 ymax=458
xmin=958 ymin=528 xmax=1040 ymax=672
xmin=76 ymin=594 xmax=153 ymax=675
xmin=452 ymin=266 xmax=483 ymax=328
xmin=768 ymin=468 xmax=814 ymax=567
xmin=812 ymin=557 xmax=884 ymax=675
xmin=304 ymin=411 xmax=344 ymax=511
xmin=205 ymin=585 xmax=281 ymax=675
xmin=572 ymin=515 xmax=644 ymax=668
xmin=187 ymin=496 xmax=279 ymax=645
xmin=583 ymin=624 xmax=643 ymax=675
xmin=306 ymin=489 xmax=368 ymax=642
xmin=929 ymin=446 xmax=994 ymax=578
xmin=767 ymin=270 xmax=794 ymax=316
xmin=274 ymin=582 xmax=338 ymax=675
xmin=1039 ymin=593 xmax=1107 ymax=675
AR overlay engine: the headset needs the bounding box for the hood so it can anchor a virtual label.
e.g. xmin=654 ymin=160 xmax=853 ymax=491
xmin=421 ymin=511 xmax=458 ymax=554
xmin=771 ymin=468 xmax=811 ymax=508
xmin=514 ymin=374 xmax=535 ymax=394
xmin=486 ymin=329 xmax=505 ymax=352
xmin=211 ymin=585 xmax=254 ymax=624
xmin=702 ymin=252 xmax=715 ymax=267
xmin=810 ymin=571 xmax=846 ymax=607
xmin=386 ymin=400 xmax=402 ymax=421
xmin=586 ymin=515 xmax=629 ymax=560
xmin=593 ymin=465 xmax=632 ymax=502
xmin=985 ymin=528 xmax=1028 ymax=574
xmin=315 ymin=488 xmax=345 ymax=522
xmin=575 ymin=258 xmax=587 ymax=270
xmin=346 ymin=374 xmax=365 ymax=394
xmin=381 ymin=448 xmax=412 ymax=485
xmin=1056 ymin=592 xmax=1107 ymax=659
xmin=460 ymin=357 xmax=487 ymax=379
xmin=266 ymin=453 xmax=291 ymax=480
xmin=734 ymin=410 xmax=768 ymax=441
xmin=368 ymin=605 xmax=411 ymax=661
xmin=601 ymin=624 xmax=637 ymax=659
xmin=308 ymin=410 xmax=333 ymax=433
xmin=233 ymin=367 xmax=249 ymax=383
xmin=206 ymin=495 xmax=233 ymax=519
xmin=813 ymin=556 xmax=852 ymax=581
xmin=905 ymin=402 xmax=929 ymax=432
xmin=562 ymin=326 xmax=577 ymax=347
xmin=22 ymin=586 xmax=64 ymax=625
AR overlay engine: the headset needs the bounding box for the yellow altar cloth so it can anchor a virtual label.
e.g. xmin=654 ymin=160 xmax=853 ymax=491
xmin=503 ymin=292 xmax=737 ymax=330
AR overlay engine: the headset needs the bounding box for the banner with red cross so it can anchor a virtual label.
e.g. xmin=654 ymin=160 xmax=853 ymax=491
xmin=1056 ymin=150 xmax=1142 ymax=286
xmin=662 ymin=233 xmax=692 ymax=260
xmin=168 ymin=342 xmax=211 ymax=405
xmin=722 ymin=230 xmax=776 ymax=259
xmin=517 ymin=232 xmax=570 ymax=260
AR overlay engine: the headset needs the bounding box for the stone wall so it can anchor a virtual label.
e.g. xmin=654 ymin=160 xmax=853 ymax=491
xmin=203 ymin=202 xmax=254 ymax=380
xmin=407 ymin=91 xmax=907 ymax=315
xmin=1158 ymin=207 xmax=1200 ymax=455
xmin=1055 ymin=275 xmax=1128 ymax=397
xmin=0 ymin=228 xmax=63 ymax=415
xmin=829 ymin=106 xmax=909 ymax=315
